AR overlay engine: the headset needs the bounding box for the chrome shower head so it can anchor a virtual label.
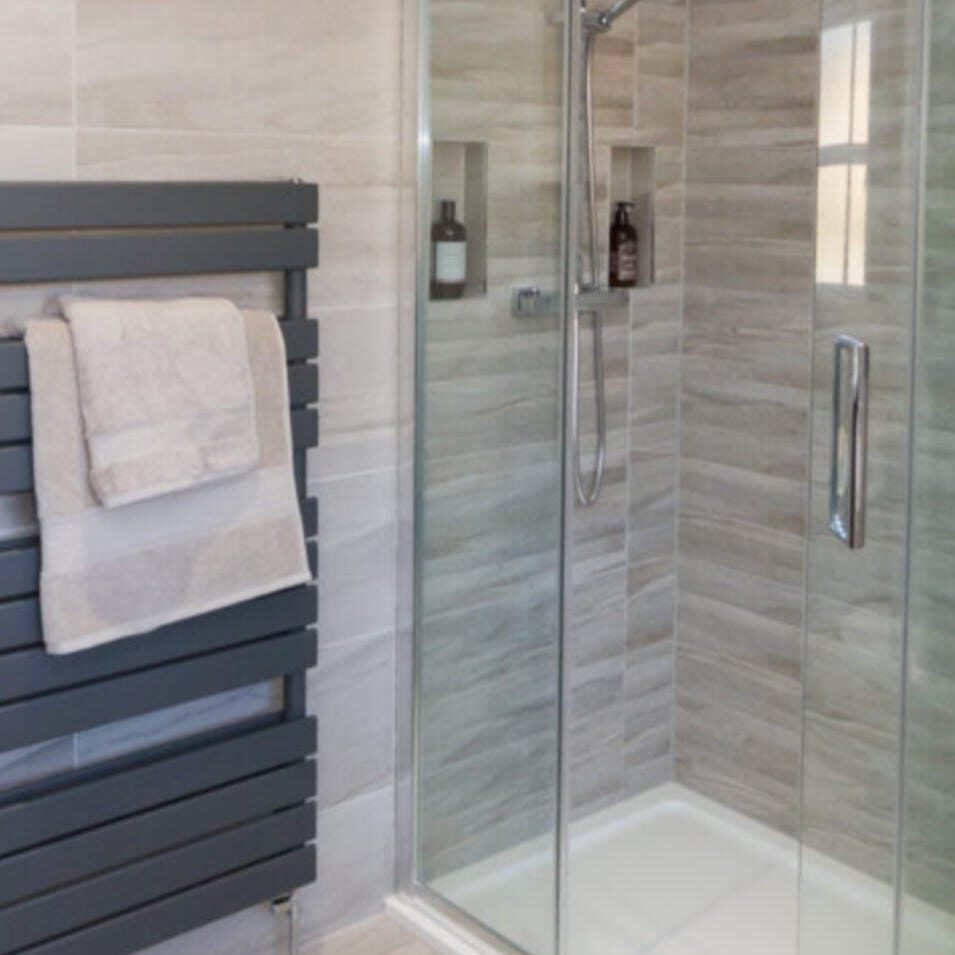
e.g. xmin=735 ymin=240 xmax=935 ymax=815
xmin=582 ymin=0 xmax=642 ymax=33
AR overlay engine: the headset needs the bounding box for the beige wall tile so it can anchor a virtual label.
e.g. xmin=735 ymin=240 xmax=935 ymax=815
xmin=77 ymin=0 xmax=400 ymax=139
xmin=0 ymin=2 xmax=404 ymax=946
xmin=77 ymin=130 xmax=401 ymax=312
xmin=0 ymin=0 xmax=73 ymax=126
xmin=0 ymin=126 xmax=75 ymax=179
xmin=676 ymin=0 xmax=820 ymax=839
xmin=315 ymin=306 xmax=399 ymax=480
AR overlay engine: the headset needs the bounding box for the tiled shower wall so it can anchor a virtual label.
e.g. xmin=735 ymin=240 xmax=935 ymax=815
xmin=568 ymin=0 xmax=687 ymax=819
xmin=416 ymin=0 xmax=566 ymax=878
xmin=420 ymin=0 xmax=933 ymax=903
xmin=802 ymin=0 xmax=923 ymax=887
xmin=416 ymin=0 xmax=689 ymax=880
xmin=675 ymin=0 xmax=820 ymax=834
xmin=678 ymin=0 xmax=946 ymax=913
xmin=0 ymin=0 xmax=403 ymax=951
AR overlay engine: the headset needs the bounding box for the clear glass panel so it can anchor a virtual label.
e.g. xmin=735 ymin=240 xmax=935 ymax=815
xmin=563 ymin=4 xmax=693 ymax=955
xmin=899 ymin=1 xmax=955 ymax=951
xmin=413 ymin=2 xmax=567 ymax=954
xmin=800 ymin=0 xmax=925 ymax=952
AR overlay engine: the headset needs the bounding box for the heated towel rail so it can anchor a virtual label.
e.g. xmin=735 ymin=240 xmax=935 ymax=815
xmin=0 ymin=181 xmax=319 ymax=955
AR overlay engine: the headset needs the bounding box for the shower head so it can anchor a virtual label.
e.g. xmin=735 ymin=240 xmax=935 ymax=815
xmin=582 ymin=0 xmax=642 ymax=33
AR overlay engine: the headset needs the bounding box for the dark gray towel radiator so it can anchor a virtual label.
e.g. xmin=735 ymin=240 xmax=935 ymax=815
xmin=0 ymin=182 xmax=319 ymax=955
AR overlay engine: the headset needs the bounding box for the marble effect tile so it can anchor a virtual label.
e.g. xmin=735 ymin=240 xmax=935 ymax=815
xmin=77 ymin=0 xmax=399 ymax=139
xmin=418 ymin=588 xmax=560 ymax=874
xmin=315 ymin=307 xmax=399 ymax=480
xmin=677 ymin=6 xmax=816 ymax=820
xmin=0 ymin=0 xmax=73 ymax=127
xmin=316 ymin=468 xmax=397 ymax=647
xmin=312 ymin=630 xmax=396 ymax=812
xmin=300 ymin=785 xmax=397 ymax=941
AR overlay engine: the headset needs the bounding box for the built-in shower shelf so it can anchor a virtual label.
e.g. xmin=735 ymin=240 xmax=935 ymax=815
xmin=432 ymin=140 xmax=488 ymax=299
xmin=610 ymin=145 xmax=655 ymax=288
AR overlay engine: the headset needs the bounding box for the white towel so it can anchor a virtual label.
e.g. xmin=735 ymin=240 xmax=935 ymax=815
xmin=26 ymin=310 xmax=311 ymax=655
xmin=60 ymin=296 xmax=260 ymax=508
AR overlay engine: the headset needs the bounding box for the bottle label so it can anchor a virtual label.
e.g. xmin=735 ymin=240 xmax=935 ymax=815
xmin=615 ymin=243 xmax=638 ymax=282
xmin=435 ymin=241 xmax=467 ymax=283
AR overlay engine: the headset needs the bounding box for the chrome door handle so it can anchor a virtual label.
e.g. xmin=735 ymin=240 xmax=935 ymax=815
xmin=830 ymin=335 xmax=870 ymax=549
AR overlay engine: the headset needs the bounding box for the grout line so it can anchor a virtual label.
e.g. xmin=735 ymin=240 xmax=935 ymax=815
xmin=307 ymin=463 xmax=400 ymax=487
xmin=70 ymin=124 xmax=401 ymax=145
xmin=313 ymin=304 xmax=400 ymax=316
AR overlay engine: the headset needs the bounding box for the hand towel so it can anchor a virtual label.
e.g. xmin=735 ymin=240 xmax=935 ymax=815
xmin=60 ymin=296 xmax=259 ymax=508
xmin=26 ymin=310 xmax=311 ymax=655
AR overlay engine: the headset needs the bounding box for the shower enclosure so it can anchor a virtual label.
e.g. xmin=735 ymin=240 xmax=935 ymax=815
xmin=402 ymin=0 xmax=954 ymax=953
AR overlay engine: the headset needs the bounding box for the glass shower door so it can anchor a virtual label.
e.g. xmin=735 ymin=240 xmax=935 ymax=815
xmin=413 ymin=2 xmax=569 ymax=954
xmin=800 ymin=0 xmax=924 ymax=952
xmin=802 ymin=0 xmax=955 ymax=952
xmin=899 ymin=1 xmax=955 ymax=950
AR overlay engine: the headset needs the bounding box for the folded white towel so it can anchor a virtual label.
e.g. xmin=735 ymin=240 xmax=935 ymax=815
xmin=26 ymin=311 xmax=311 ymax=655
xmin=60 ymin=296 xmax=260 ymax=508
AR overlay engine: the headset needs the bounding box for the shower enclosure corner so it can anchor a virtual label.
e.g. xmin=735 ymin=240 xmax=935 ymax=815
xmin=402 ymin=0 xmax=955 ymax=953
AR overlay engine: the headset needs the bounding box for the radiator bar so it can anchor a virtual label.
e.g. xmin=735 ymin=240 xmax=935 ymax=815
xmin=19 ymin=847 xmax=316 ymax=955
xmin=0 ymin=229 xmax=318 ymax=285
xmin=0 ymin=628 xmax=316 ymax=754
xmin=0 ymin=182 xmax=318 ymax=231
xmin=0 ymin=805 xmax=315 ymax=953
xmin=0 ymin=760 xmax=315 ymax=907
xmin=0 ymin=585 xmax=315 ymax=695
xmin=0 ymin=716 xmax=316 ymax=856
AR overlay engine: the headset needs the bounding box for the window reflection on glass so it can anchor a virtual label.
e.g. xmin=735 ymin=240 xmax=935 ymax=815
xmin=819 ymin=21 xmax=871 ymax=147
xmin=846 ymin=163 xmax=868 ymax=285
xmin=816 ymin=163 xmax=869 ymax=287
xmin=816 ymin=21 xmax=871 ymax=287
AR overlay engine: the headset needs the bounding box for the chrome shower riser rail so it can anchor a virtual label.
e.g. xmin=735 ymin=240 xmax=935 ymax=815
xmin=574 ymin=22 xmax=608 ymax=508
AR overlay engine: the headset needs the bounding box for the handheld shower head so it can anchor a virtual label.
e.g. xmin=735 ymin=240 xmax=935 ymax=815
xmin=582 ymin=0 xmax=642 ymax=32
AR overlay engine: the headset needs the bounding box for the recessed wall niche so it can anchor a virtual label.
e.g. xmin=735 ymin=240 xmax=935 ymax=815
xmin=610 ymin=145 xmax=655 ymax=288
xmin=431 ymin=140 xmax=488 ymax=298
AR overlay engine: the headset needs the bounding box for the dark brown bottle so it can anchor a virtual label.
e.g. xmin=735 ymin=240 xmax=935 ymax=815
xmin=430 ymin=200 xmax=467 ymax=300
xmin=609 ymin=202 xmax=638 ymax=289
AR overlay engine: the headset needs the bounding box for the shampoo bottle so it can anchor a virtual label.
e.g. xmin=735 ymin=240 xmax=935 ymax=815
xmin=431 ymin=200 xmax=467 ymax=300
xmin=609 ymin=201 xmax=638 ymax=289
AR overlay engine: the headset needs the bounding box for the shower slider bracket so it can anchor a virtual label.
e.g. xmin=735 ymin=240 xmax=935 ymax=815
xmin=511 ymin=285 xmax=628 ymax=319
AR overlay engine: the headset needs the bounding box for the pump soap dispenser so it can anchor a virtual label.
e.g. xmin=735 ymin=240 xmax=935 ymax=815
xmin=609 ymin=201 xmax=638 ymax=289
